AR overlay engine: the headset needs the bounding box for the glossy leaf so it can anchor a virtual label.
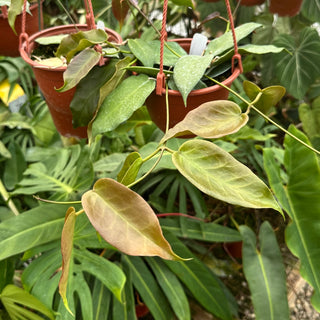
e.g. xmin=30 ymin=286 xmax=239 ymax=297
xmin=243 ymin=80 xmax=286 ymax=114
xmin=173 ymin=54 xmax=214 ymax=105
xmin=240 ymin=222 xmax=290 ymax=320
xmin=0 ymin=204 xmax=67 ymax=260
xmin=161 ymin=100 xmax=248 ymax=142
xmin=123 ymin=256 xmax=174 ymax=320
xmin=59 ymin=207 xmax=77 ymax=315
xmin=163 ymin=232 xmax=235 ymax=320
xmin=273 ymin=27 xmax=320 ymax=99
xmin=0 ymin=284 xmax=55 ymax=320
xmin=112 ymin=0 xmax=130 ymax=28
xmin=57 ymin=48 xmax=101 ymax=92
xmin=70 ymin=62 xmax=118 ymax=128
xmin=264 ymin=126 xmax=320 ymax=311
xmin=117 ymin=152 xmax=143 ymax=186
xmin=91 ymin=75 xmax=155 ymax=137
xmin=172 ymin=139 xmax=282 ymax=212
xmin=146 ymin=257 xmax=190 ymax=320
xmin=56 ymin=29 xmax=108 ymax=62
xmin=205 ymin=22 xmax=262 ymax=57
xmin=82 ymin=178 xmax=184 ymax=260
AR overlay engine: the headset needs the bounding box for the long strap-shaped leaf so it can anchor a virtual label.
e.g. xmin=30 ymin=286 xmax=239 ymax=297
xmin=240 ymin=222 xmax=289 ymax=320
xmin=264 ymin=125 xmax=320 ymax=311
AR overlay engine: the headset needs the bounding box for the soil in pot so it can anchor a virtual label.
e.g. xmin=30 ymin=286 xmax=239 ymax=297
xmin=145 ymin=38 xmax=240 ymax=133
xmin=20 ymin=24 xmax=122 ymax=139
xmin=0 ymin=2 xmax=41 ymax=57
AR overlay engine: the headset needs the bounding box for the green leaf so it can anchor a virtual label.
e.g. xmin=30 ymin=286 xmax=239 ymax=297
xmin=12 ymin=145 xmax=94 ymax=200
xmin=128 ymin=39 xmax=157 ymax=67
xmin=73 ymin=248 xmax=126 ymax=303
xmin=35 ymin=35 xmax=67 ymax=45
xmin=302 ymin=0 xmax=320 ymax=23
xmin=82 ymin=178 xmax=184 ymax=260
xmin=171 ymin=0 xmax=194 ymax=7
xmin=0 ymin=204 xmax=68 ymax=260
xmin=7 ymin=0 xmax=23 ymax=33
xmin=122 ymin=256 xmax=174 ymax=320
xmin=172 ymin=139 xmax=282 ymax=212
xmin=146 ymin=257 xmax=191 ymax=320
xmin=160 ymin=218 xmax=242 ymax=243
xmin=161 ymin=100 xmax=248 ymax=142
xmin=91 ymin=74 xmax=155 ymax=137
xmin=57 ymin=48 xmax=101 ymax=92
xmin=59 ymin=207 xmax=77 ymax=315
xmin=3 ymin=141 xmax=27 ymax=190
xmin=273 ymin=27 xmax=320 ymax=99
xmin=205 ymin=22 xmax=262 ymax=57
xmin=56 ymin=29 xmax=108 ymax=63
xmin=265 ymin=126 xmax=320 ymax=312
xmin=240 ymin=222 xmax=290 ymax=320
xmin=0 ymin=284 xmax=55 ymax=320
xmin=243 ymin=80 xmax=286 ymax=114
xmin=163 ymin=232 xmax=234 ymax=320
xmin=70 ymin=62 xmax=118 ymax=128
xmin=173 ymin=54 xmax=214 ymax=105
xmin=117 ymin=152 xmax=143 ymax=186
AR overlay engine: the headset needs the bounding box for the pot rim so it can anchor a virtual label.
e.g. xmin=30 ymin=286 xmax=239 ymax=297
xmin=159 ymin=38 xmax=241 ymax=96
xmin=19 ymin=24 xmax=122 ymax=72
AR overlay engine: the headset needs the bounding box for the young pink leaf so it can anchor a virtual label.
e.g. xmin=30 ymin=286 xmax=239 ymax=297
xmin=82 ymin=178 xmax=186 ymax=260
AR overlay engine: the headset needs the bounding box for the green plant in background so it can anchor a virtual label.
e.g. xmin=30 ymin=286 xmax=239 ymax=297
xmin=1 ymin=0 xmax=320 ymax=319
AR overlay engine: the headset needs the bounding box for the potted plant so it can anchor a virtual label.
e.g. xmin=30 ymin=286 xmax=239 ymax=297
xmin=18 ymin=0 xmax=122 ymax=138
xmin=0 ymin=0 xmax=42 ymax=57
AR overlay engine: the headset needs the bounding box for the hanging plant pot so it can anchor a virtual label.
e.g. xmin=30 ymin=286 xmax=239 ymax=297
xmin=0 ymin=2 xmax=41 ymax=57
xmin=236 ymin=0 xmax=265 ymax=6
xmin=269 ymin=0 xmax=303 ymax=16
xmin=145 ymin=39 xmax=241 ymax=133
xmin=20 ymin=24 xmax=122 ymax=138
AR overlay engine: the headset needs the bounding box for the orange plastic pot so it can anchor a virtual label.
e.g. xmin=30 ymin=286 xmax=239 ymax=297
xmin=236 ymin=0 xmax=265 ymax=6
xmin=20 ymin=24 xmax=122 ymax=138
xmin=269 ymin=0 xmax=303 ymax=16
xmin=146 ymin=39 xmax=241 ymax=132
xmin=0 ymin=2 xmax=41 ymax=57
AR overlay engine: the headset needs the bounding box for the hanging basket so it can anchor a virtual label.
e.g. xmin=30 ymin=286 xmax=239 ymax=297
xmin=145 ymin=0 xmax=242 ymax=133
xmin=146 ymin=38 xmax=241 ymax=132
xmin=19 ymin=0 xmax=122 ymax=139
xmin=0 ymin=2 xmax=42 ymax=57
xmin=269 ymin=0 xmax=303 ymax=17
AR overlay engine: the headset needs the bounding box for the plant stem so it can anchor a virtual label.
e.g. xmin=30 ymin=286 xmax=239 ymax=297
xmin=0 ymin=179 xmax=19 ymax=216
xmin=206 ymin=75 xmax=320 ymax=156
xmin=33 ymin=195 xmax=82 ymax=205
xmin=127 ymin=147 xmax=167 ymax=188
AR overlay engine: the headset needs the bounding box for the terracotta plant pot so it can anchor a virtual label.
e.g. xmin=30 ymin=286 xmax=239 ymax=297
xmin=224 ymin=241 xmax=242 ymax=259
xmin=236 ymin=0 xmax=265 ymax=6
xmin=145 ymin=39 xmax=241 ymax=132
xmin=269 ymin=0 xmax=303 ymax=17
xmin=0 ymin=2 xmax=41 ymax=57
xmin=20 ymin=24 xmax=122 ymax=138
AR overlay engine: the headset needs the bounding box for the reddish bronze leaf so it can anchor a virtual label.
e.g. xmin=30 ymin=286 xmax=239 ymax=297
xmin=112 ymin=0 xmax=130 ymax=28
xmin=82 ymin=178 xmax=185 ymax=260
